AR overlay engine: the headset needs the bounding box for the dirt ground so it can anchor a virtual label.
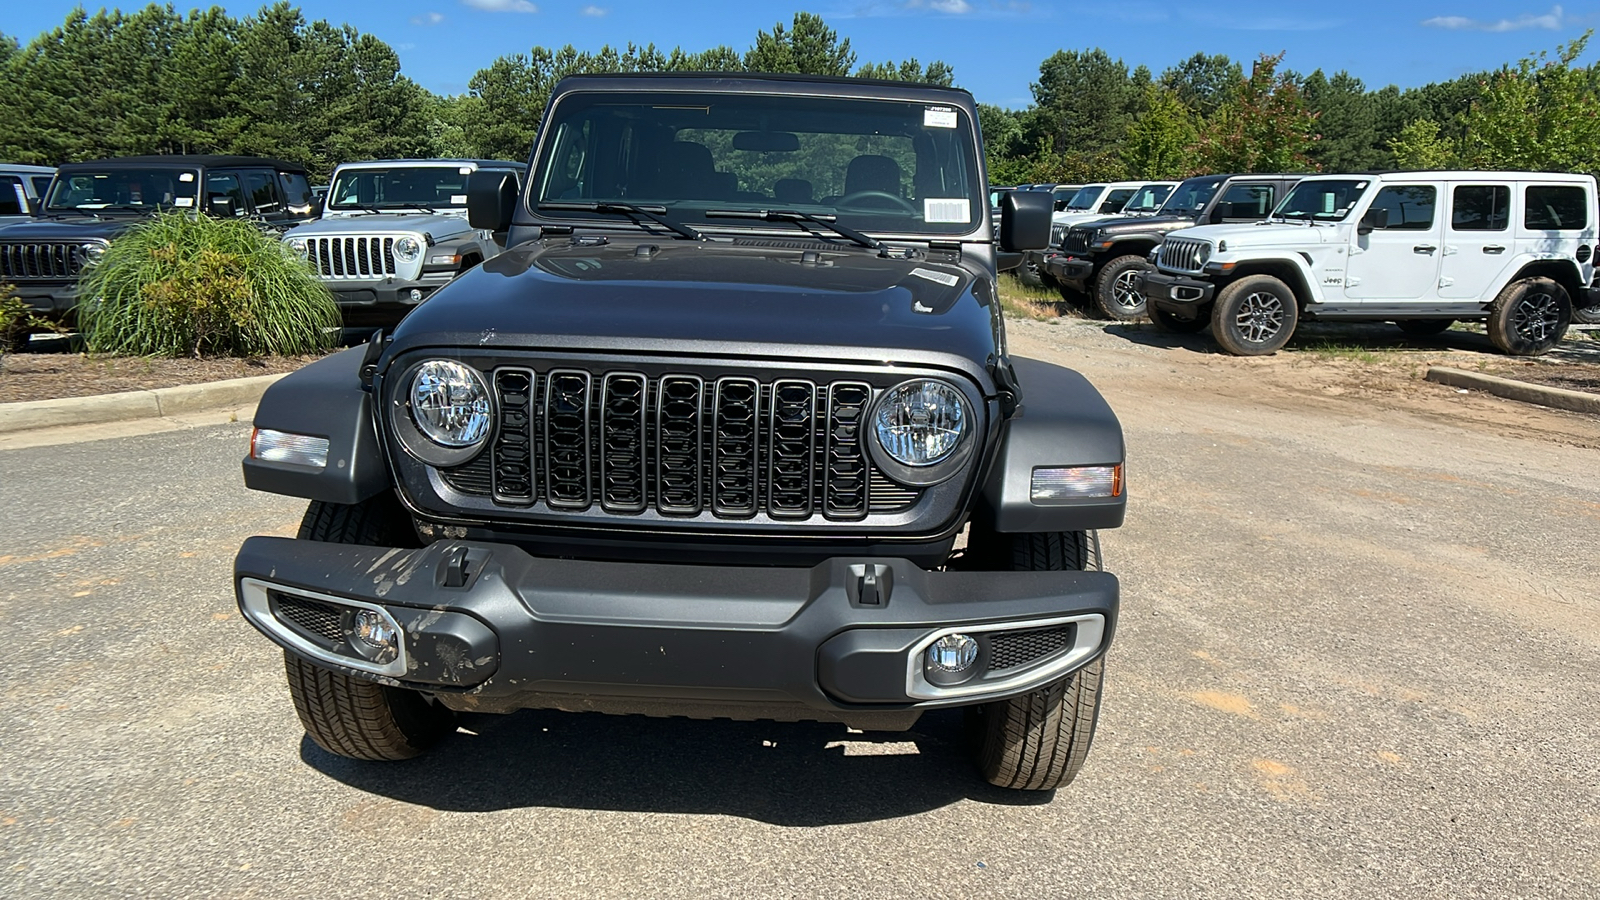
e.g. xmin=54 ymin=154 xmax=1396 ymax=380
xmin=0 ymin=351 xmax=325 ymax=403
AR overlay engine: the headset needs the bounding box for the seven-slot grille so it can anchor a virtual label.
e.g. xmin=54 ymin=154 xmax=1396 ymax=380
xmin=1061 ymin=228 xmax=1091 ymax=254
xmin=305 ymin=235 xmax=398 ymax=279
xmin=440 ymin=368 xmax=920 ymax=521
xmin=0 ymin=242 xmax=93 ymax=280
xmin=1158 ymin=237 xmax=1209 ymax=273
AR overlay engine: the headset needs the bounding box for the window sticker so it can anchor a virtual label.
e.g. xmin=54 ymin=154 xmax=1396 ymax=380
xmin=179 ymin=173 xmax=195 ymax=182
xmin=923 ymin=106 xmax=958 ymax=129
xmin=911 ymin=267 xmax=960 ymax=286
xmin=174 ymin=197 xmax=194 ymax=207
xmin=459 ymin=166 xmax=473 ymax=175
xmin=924 ymin=197 xmax=970 ymax=223
xmin=450 ymin=194 xmax=468 ymax=204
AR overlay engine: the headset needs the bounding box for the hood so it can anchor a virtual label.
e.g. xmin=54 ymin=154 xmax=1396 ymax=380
xmin=387 ymin=237 xmax=1000 ymax=379
xmin=1168 ymin=220 xmax=1342 ymax=249
xmin=0 ymin=215 xmax=140 ymax=242
xmin=285 ymin=213 xmax=472 ymax=242
xmin=1082 ymin=212 xmax=1199 ymax=235
xmin=1050 ymin=210 xmax=1113 ymax=228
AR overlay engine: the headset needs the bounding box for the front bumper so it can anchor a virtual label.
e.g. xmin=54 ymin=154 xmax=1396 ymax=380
xmin=235 ymin=537 xmax=1118 ymax=721
xmin=325 ymin=271 xmax=455 ymax=309
xmin=1044 ymin=255 xmax=1095 ymax=291
xmin=1139 ymin=270 xmax=1216 ymax=311
xmin=9 ymin=282 xmax=78 ymax=316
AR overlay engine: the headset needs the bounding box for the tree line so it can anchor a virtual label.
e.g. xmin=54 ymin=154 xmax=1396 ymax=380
xmin=3 ymin=4 xmax=1598 ymax=184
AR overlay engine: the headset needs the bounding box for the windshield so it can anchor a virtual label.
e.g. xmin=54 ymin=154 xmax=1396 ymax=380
xmin=1157 ymin=178 xmax=1222 ymax=216
xmin=1273 ymin=179 xmax=1368 ymax=221
xmin=45 ymin=167 xmax=200 ymax=212
xmin=1064 ymin=185 xmax=1105 ymax=211
xmin=1122 ymin=184 xmax=1174 ymax=213
xmin=534 ymin=91 xmax=983 ymax=236
xmin=328 ymin=166 xmax=475 ymax=210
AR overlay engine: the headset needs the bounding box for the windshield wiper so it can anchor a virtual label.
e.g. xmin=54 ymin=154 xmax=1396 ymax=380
xmin=703 ymin=209 xmax=880 ymax=250
xmin=540 ymin=201 xmax=702 ymax=241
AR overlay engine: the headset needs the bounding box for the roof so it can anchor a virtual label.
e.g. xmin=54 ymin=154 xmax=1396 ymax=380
xmin=0 ymin=163 xmax=57 ymax=173
xmin=552 ymin=71 xmax=974 ymax=103
xmin=332 ymin=159 xmax=526 ymax=170
xmin=60 ymin=155 xmax=310 ymax=172
xmin=1296 ymin=170 xmax=1596 ymax=182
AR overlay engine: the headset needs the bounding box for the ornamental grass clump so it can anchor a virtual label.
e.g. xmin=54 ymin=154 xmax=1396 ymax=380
xmin=77 ymin=211 xmax=339 ymax=358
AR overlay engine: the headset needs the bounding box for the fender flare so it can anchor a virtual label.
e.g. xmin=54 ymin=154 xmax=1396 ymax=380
xmin=242 ymin=346 xmax=389 ymax=505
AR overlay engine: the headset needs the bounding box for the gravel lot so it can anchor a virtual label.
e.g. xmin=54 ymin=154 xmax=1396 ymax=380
xmin=1 ymin=319 xmax=1596 ymax=899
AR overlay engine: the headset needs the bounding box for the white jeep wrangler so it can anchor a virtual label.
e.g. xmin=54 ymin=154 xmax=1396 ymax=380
xmin=1139 ymin=171 xmax=1598 ymax=355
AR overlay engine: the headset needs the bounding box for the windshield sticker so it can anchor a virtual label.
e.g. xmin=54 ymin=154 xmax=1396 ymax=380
xmin=179 ymin=173 xmax=195 ymax=182
xmin=924 ymin=198 xmax=970 ymax=223
xmin=924 ymin=107 xmax=958 ymax=129
xmin=459 ymin=166 xmax=473 ymax=175
xmin=911 ymin=267 xmax=960 ymax=287
xmin=174 ymin=197 xmax=194 ymax=207
xmin=450 ymin=194 xmax=468 ymax=205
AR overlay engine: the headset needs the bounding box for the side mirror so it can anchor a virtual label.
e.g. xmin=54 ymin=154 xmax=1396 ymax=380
xmin=1358 ymin=207 xmax=1389 ymax=235
xmin=209 ymin=195 xmax=236 ymax=218
xmin=1208 ymin=204 xmax=1226 ymax=224
xmin=999 ymin=189 xmax=1052 ymax=252
xmin=1053 ymin=199 xmax=1069 ymax=212
xmin=468 ymin=170 xmax=518 ymax=233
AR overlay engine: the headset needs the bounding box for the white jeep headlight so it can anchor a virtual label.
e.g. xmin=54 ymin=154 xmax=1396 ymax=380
xmin=410 ymin=359 xmax=491 ymax=448
xmin=872 ymin=379 xmax=967 ymax=467
xmin=394 ymin=235 xmax=423 ymax=262
xmin=81 ymin=242 xmax=107 ymax=262
xmin=286 ymin=237 xmax=308 ymax=258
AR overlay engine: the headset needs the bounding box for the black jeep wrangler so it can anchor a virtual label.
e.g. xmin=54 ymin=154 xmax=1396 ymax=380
xmin=1046 ymin=173 xmax=1302 ymax=320
xmin=234 ymin=74 xmax=1126 ymax=791
xmin=0 ymin=155 xmax=316 ymax=315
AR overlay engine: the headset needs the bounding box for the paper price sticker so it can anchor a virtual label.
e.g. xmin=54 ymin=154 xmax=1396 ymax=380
xmin=174 ymin=197 xmax=194 ymax=207
xmin=450 ymin=194 xmax=468 ymax=204
xmin=923 ymin=197 xmax=970 ymax=223
xmin=923 ymin=106 xmax=958 ymax=129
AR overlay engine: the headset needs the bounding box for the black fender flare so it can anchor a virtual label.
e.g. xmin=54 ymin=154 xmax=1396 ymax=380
xmin=976 ymin=356 xmax=1126 ymax=532
xmin=242 ymin=345 xmax=389 ymax=505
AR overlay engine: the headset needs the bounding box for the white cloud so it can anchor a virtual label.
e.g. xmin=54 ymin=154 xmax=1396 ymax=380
xmin=905 ymin=0 xmax=973 ymax=12
xmin=1422 ymin=5 xmax=1564 ymax=32
xmin=461 ymin=0 xmax=538 ymax=12
xmin=409 ymin=11 xmax=445 ymax=25
xmin=582 ymin=4 xmax=607 ymax=15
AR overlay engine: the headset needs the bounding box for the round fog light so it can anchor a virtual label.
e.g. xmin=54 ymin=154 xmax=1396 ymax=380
xmin=351 ymin=609 xmax=399 ymax=662
xmin=924 ymin=633 xmax=979 ymax=686
xmin=407 ymin=288 xmax=424 ymax=302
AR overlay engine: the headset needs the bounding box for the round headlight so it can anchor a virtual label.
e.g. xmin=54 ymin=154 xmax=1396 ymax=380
xmin=872 ymin=379 xmax=967 ymax=468
xmin=287 ymin=237 xmax=308 ymax=258
xmin=1197 ymin=243 xmax=1213 ymax=265
xmin=409 ymin=360 xmax=491 ymax=448
xmin=394 ymin=235 xmax=422 ymax=262
xmin=81 ymin=242 xmax=106 ymax=262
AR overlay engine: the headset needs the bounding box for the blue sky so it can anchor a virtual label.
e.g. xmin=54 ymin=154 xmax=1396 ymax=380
xmin=6 ymin=1 xmax=1596 ymax=106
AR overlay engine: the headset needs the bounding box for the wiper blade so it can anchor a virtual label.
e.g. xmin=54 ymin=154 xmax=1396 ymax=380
xmin=704 ymin=208 xmax=880 ymax=250
xmin=541 ymin=201 xmax=702 ymax=241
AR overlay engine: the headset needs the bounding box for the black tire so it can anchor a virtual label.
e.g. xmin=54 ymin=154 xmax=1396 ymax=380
xmin=1488 ymin=277 xmax=1571 ymax=355
xmin=1574 ymin=298 xmax=1600 ymax=325
xmin=1018 ymin=257 xmax=1045 ymax=288
xmin=1149 ymin=303 xmax=1209 ymax=334
xmin=1211 ymin=274 xmax=1299 ymax=356
xmin=1038 ymin=268 xmax=1061 ymax=291
xmin=285 ymin=495 xmax=453 ymax=761
xmin=1091 ymin=255 xmax=1150 ymax=321
xmin=966 ymin=530 xmax=1106 ymax=791
xmin=1395 ymin=319 xmax=1454 ymax=338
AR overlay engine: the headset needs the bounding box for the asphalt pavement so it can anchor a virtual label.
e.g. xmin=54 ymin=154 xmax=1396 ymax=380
xmin=1 ymin=327 xmax=1597 ymax=899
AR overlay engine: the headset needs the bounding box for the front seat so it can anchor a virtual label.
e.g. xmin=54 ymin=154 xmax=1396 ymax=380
xmin=656 ymin=141 xmax=717 ymax=201
xmin=844 ymin=155 xmax=902 ymax=197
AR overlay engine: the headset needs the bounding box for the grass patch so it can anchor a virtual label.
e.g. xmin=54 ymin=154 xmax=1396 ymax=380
xmin=996 ymin=272 xmax=1087 ymax=321
xmin=1296 ymin=339 xmax=1385 ymax=364
xmin=77 ymin=211 xmax=339 ymax=358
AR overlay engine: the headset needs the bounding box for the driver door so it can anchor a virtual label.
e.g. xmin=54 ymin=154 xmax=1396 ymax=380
xmin=1344 ymin=182 xmax=1443 ymax=302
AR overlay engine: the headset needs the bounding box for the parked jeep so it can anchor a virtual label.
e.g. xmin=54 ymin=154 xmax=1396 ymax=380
xmin=282 ymin=159 xmax=526 ymax=324
xmin=1047 ymin=173 xmax=1302 ymax=320
xmin=0 ymin=163 xmax=57 ymax=208
xmin=0 ymin=155 xmax=315 ymax=315
xmin=235 ymin=73 xmax=1126 ymax=792
xmin=1030 ymin=181 xmax=1176 ymax=290
xmin=1139 ymin=171 xmax=1598 ymax=355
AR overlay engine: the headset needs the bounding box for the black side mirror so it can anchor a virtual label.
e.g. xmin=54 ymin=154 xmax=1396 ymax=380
xmin=468 ymin=170 xmax=518 ymax=233
xmin=1358 ymin=207 xmax=1389 ymax=235
xmin=1208 ymin=204 xmax=1227 ymax=224
xmin=1053 ymin=199 xmax=1069 ymax=211
xmin=209 ymin=195 xmax=236 ymax=217
xmin=999 ymin=189 xmax=1052 ymax=252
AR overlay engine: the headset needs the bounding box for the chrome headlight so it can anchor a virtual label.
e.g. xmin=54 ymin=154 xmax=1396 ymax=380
xmin=394 ymin=235 xmax=423 ymax=262
xmin=870 ymin=379 xmax=970 ymax=486
xmin=389 ymin=359 xmax=495 ymax=467
xmin=1197 ymin=242 xmax=1213 ymax=266
xmin=286 ymin=237 xmax=308 ymax=258
xmin=80 ymin=242 xmax=107 ymax=262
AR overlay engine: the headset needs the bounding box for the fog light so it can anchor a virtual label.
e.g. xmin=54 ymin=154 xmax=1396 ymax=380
xmin=1031 ymin=464 xmax=1122 ymax=503
xmin=351 ymin=609 xmax=399 ymax=662
xmin=250 ymin=428 xmax=329 ymax=468
xmin=924 ymin=633 xmax=980 ymax=686
xmin=407 ymin=288 xmax=424 ymax=302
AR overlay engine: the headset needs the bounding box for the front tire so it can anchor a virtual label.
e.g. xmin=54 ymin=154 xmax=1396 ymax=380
xmin=966 ymin=531 xmax=1106 ymax=791
xmin=1212 ymin=274 xmax=1299 ymax=356
xmin=1396 ymin=319 xmax=1454 ymax=338
xmin=1149 ymin=303 xmax=1209 ymax=334
xmin=1092 ymin=255 xmax=1150 ymax=321
xmin=1488 ymin=277 xmax=1571 ymax=355
xmin=284 ymin=495 xmax=455 ymax=761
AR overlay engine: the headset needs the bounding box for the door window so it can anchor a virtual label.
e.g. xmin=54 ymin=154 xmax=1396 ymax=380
xmin=278 ymin=172 xmax=313 ymax=211
xmin=0 ymin=176 xmax=25 ymax=215
xmin=1524 ymin=185 xmax=1587 ymax=230
xmin=1451 ymin=185 xmax=1509 ymax=231
xmin=1368 ymin=186 xmax=1436 ymax=230
xmin=204 ymin=172 xmax=248 ymax=216
xmin=246 ymin=171 xmax=280 ymax=215
xmin=1216 ymin=183 xmax=1276 ymax=219
xmin=30 ymin=176 xmax=52 ymax=199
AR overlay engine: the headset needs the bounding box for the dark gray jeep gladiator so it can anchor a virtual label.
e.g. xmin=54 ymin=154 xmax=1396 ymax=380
xmin=234 ymin=73 xmax=1127 ymax=791
xmin=1045 ymin=172 xmax=1302 ymax=320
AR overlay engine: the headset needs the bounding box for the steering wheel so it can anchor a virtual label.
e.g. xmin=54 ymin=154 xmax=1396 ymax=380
xmin=837 ymin=190 xmax=917 ymax=213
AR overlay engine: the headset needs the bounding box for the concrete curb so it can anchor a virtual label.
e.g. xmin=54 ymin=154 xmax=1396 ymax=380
xmin=0 ymin=373 xmax=285 ymax=434
xmin=1426 ymin=366 xmax=1600 ymax=415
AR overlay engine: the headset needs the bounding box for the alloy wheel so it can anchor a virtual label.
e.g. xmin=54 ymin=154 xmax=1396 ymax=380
xmin=1511 ymin=291 xmax=1560 ymax=343
xmin=1235 ymin=291 xmax=1285 ymax=344
xmin=1111 ymin=270 xmax=1144 ymax=311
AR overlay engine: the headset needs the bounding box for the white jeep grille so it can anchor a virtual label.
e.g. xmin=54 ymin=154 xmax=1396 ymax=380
xmin=1158 ymin=237 xmax=1210 ymax=273
xmin=305 ymin=236 xmax=398 ymax=279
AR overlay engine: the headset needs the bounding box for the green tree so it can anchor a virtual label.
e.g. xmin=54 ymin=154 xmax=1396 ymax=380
xmin=744 ymin=13 xmax=854 ymax=76
xmin=855 ymin=58 xmax=955 ymax=86
xmin=1386 ymin=118 xmax=1457 ymax=169
xmin=1461 ymin=32 xmax=1600 ymax=172
xmin=1159 ymin=52 xmax=1242 ymax=117
xmin=1122 ymin=84 xmax=1197 ymax=179
xmin=1029 ymin=49 xmax=1144 ymax=158
xmin=1196 ymin=53 xmax=1318 ymax=174
xmin=1301 ymin=70 xmax=1382 ymax=171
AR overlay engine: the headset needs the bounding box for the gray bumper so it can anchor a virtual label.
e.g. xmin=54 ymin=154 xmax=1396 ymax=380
xmin=1044 ymin=255 xmax=1094 ymax=290
xmin=10 ymin=282 xmax=78 ymax=316
xmin=234 ymin=536 xmax=1118 ymax=717
xmin=1140 ymin=270 xmax=1216 ymax=311
xmin=325 ymin=271 xmax=455 ymax=308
